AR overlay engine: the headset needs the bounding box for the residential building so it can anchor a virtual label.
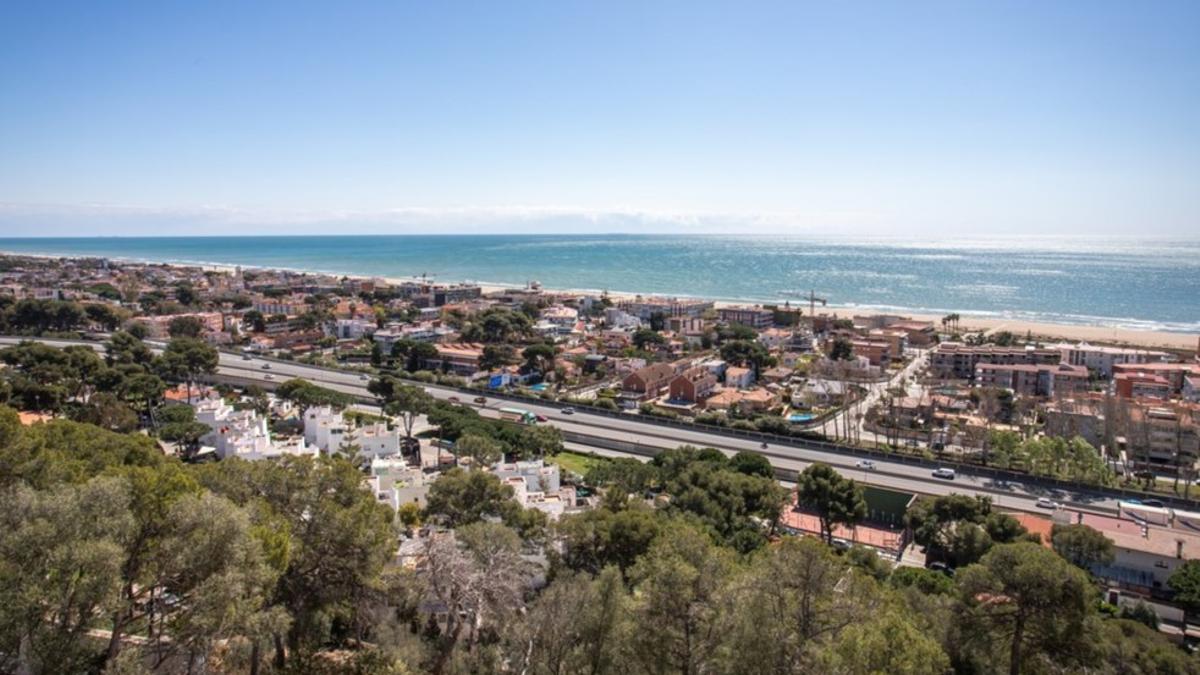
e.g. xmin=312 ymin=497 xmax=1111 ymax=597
xmin=866 ymin=329 xmax=908 ymax=356
xmin=1043 ymin=398 xmax=1109 ymax=449
xmin=668 ymin=367 xmax=718 ymax=403
xmin=1124 ymin=404 xmax=1200 ymax=476
xmin=1054 ymin=510 xmax=1200 ymax=593
xmin=757 ymin=327 xmax=794 ymax=351
xmin=1114 ymin=372 xmax=1173 ymax=400
xmin=702 ymin=387 xmax=780 ymax=414
xmin=132 ymin=311 xmax=225 ymax=338
xmin=366 ymin=457 xmax=429 ymax=510
xmin=304 ymin=406 xmax=404 ymax=460
xmin=718 ymin=305 xmax=774 ymax=329
xmin=494 ymin=460 xmax=575 ymax=520
xmin=1053 ymin=342 xmax=1171 ymax=379
xmin=974 ymin=362 xmax=1089 ymax=397
xmin=930 ymin=342 xmax=1063 ymax=379
xmin=850 ymin=339 xmax=893 ymax=368
xmin=622 ymin=362 xmax=677 ymax=399
xmin=540 ymin=305 xmax=579 ymax=327
xmin=331 ymin=317 xmax=378 ymax=340
xmin=192 ymin=396 xmax=315 ymax=461
xmin=603 ymin=307 xmax=642 ymax=329
xmin=888 ymin=320 xmax=937 ymax=347
xmin=725 ymin=366 xmax=754 ymax=388
xmin=1113 ymin=363 xmax=1200 ymax=397
xmin=618 ymin=295 xmax=714 ymax=320
xmin=431 ymin=343 xmax=485 ymax=376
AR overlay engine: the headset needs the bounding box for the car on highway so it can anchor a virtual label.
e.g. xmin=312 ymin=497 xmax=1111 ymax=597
xmin=855 ymin=460 xmax=876 ymax=470
xmin=360 ymin=374 xmax=370 ymax=381
xmin=931 ymin=467 xmax=956 ymax=479
xmin=446 ymin=396 xmax=460 ymax=404
xmin=473 ymin=396 xmax=488 ymax=405
xmin=535 ymin=414 xmax=548 ymax=423
xmin=561 ymin=407 xmax=575 ymax=415
xmin=1036 ymin=497 xmax=1060 ymax=509
xmin=263 ymin=374 xmax=274 ymax=381
xmin=1141 ymin=499 xmax=1166 ymax=508
xmin=242 ymin=353 xmax=253 ymax=361
xmin=261 ymin=363 xmax=271 ymax=370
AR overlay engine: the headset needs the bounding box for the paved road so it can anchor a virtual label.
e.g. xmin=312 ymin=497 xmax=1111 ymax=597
xmin=0 ymin=336 xmax=1128 ymax=514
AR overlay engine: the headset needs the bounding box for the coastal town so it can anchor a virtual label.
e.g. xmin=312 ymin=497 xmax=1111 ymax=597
xmin=4 ymin=251 xmax=1200 ymax=670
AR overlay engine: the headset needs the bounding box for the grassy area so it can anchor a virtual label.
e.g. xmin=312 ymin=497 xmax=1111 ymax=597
xmin=550 ymin=450 xmax=609 ymax=478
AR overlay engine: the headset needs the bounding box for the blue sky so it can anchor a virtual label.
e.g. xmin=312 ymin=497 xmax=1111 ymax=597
xmin=1 ymin=1 xmax=1198 ymax=237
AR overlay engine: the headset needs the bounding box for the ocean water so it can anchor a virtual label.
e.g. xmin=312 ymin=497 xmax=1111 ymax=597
xmin=1 ymin=234 xmax=1198 ymax=333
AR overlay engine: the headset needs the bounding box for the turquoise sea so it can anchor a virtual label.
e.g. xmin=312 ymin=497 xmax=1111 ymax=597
xmin=1 ymin=235 xmax=1198 ymax=333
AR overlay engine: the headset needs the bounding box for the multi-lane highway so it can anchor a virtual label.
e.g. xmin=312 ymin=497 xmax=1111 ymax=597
xmin=0 ymin=336 xmax=1156 ymax=514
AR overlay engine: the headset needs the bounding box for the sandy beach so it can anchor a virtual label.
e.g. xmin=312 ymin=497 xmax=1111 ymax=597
xmin=6 ymin=250 xmax=1197 ymax=353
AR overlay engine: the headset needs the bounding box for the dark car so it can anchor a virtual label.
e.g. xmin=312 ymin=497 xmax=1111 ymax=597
xmin=473 ymin=396 xmax=488 ymax=405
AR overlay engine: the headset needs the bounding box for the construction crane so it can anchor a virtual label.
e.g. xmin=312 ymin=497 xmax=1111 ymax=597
xmin=800 ymin=289 xmax=827 ymax=324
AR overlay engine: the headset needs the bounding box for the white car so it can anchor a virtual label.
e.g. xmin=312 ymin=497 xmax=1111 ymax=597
xmin=855 ymin=460 xmax=876 ymax=470
xmin=931 ymin=467 xmax=956 ymax=480
xmin=263 ymin=374 xmax=274 ymax=381
xmin=1036 ymin=497 xmax=1060 ymax=509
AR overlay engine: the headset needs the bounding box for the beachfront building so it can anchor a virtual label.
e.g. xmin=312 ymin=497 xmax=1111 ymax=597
xmin=1051 ymin=342 xmax=1172 ymax=379
xmin=718 ymin=305 xmax=774 ymax=329
xmin=930 ymin=342 xmax=1063 ymax=380
xmin=618 ymin=295 xmax=715 ymax=321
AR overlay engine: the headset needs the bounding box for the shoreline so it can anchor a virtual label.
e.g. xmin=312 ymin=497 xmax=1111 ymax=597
xmin=5 ymin=249 xmax=1198 ymax=352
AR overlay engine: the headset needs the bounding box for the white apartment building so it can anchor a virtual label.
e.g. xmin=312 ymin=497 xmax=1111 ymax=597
xmin=330 ymin=318 xmax=377 ymax=340
xmin=304 ymin=405 xmax=403 ymax=460
xmin=1052 ymin=342 xmax=1171 ymax=379
xmin=604 ymin=307 xmax=642 ymax=329
xmin=494 ymin=459 xmax=575 ymax=520
xmin=192 ymin=396 xmax=315 ymax=461
xmin=366 ymin=456 xmax=429 ymax=510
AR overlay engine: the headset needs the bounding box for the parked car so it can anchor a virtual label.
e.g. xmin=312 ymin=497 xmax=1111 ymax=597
xmin=929 ymin=561 xmax=955 ymax=577
xmin=856 ymin=460 xmax=876 ymax=470
xmin=561 ymin=407 xmax=576 ymax=415
xmin=1036 ymin=497 xmax=1060 ymax=509
xmin=931 ymin=467 xmax=956 ymax=479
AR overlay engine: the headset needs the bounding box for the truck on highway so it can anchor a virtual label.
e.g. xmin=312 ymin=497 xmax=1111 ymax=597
xmin=498 ymin=407 xmax=538 ymax=425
